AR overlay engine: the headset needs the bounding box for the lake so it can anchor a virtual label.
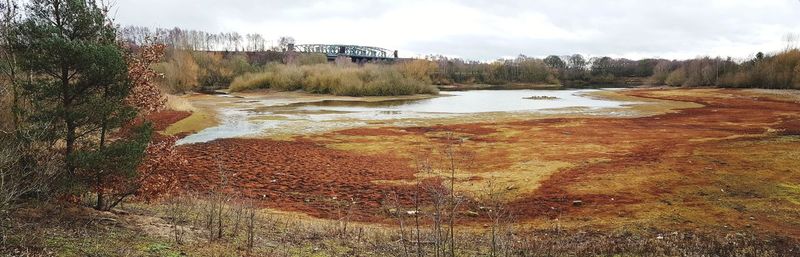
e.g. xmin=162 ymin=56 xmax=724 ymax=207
xmin=177 ymin=89 xmax=637 ymax=144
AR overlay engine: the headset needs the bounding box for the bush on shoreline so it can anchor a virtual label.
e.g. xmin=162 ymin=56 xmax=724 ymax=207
xmin=650 ymin=49 xmax=800 ymax=89
xmin=229 ymin=64 xmax=439 ymax=96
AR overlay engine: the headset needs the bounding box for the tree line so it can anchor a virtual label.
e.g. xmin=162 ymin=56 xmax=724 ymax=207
xmin=128 ymin=24 xmax=800 ymax=92
xmin=428 ymin=54 xmax=661 ymax=86
xmin=427 ymin=49 xmax=800 ymax=89
xmin=652 ymin=51 xmax=800 ymax=88
xmin=156 ymin=48 xmax=800 ymax=95
xmin=119 ymin=25 xmax=295 ymax=52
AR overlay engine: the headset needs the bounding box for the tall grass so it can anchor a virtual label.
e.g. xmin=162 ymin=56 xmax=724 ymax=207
xmin=165 ymin=94 xmax=196 ymax=112
xmin=154 ymin=50 xmax=199 ymax=93
xmin=229 ymin=64 xmax=439 ymax=96
xmin=155 ymin=50 xmax=261 ymax=93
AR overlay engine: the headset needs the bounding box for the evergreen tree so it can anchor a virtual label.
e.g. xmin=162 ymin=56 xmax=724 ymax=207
xmin=12 ymin=0 xmax=151 ymax=210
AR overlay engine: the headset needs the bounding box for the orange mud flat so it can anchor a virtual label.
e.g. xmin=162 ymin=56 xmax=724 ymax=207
xmin=145 ymin=110 xmax=191 ymax=131
xmin=170 ymin=88 xmax=800 ymax=237
xmin=173 ymin=138 xmax=431 ymax=221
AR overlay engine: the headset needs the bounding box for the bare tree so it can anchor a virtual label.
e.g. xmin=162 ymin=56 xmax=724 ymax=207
xmin=231 ymin=32 xmax=242 ymax=52
xmin=165 ymin=194 xmax=194 ymax=245
xmin=480 ymin=177 xmax=516 ymax=257
xmin=412 ymin=132 xmax=475 ymax=257
xmin=243 ymin=199 xmax=258 ymax=252
xmin=277 ymin=36 xmax=295 ymax=51
xmin=784 ymin=32 xmax=799 ymax=51
xmin=439 ymin=132 xmax=473 ymax=257
xmin=0 ymin=0 xmax=20 ymax=132
xmin=385 ymin=192 xmax=411 ymax=257
xmin=0 ymin=127 xmax=59 ymax=215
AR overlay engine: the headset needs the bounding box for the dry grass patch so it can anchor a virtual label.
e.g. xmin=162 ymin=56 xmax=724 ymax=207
xmin=163 ymin=107 xmax=218 ymax=136
xmin=165 ymin=94 xmax=196 ymax=112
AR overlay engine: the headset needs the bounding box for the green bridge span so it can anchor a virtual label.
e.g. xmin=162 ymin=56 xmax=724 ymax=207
xmin=288 ymin=44 xmax=398 ymax=62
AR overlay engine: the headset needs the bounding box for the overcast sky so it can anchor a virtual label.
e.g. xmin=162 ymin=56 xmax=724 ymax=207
xmin=113 ymin=0 xmax=800 ymax=61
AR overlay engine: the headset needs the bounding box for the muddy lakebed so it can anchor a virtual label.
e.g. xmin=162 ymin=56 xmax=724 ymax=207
xmin=159 ymin=88 xmax=800 ymax=235
xmin=176 ymin=89 xmax=642 ymax=144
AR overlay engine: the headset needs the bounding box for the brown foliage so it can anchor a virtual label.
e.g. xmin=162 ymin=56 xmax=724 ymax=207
xmin=127 ymin=43 xmax=185 ymax=200
xmin=397 ymin=59 xmax=438 ymax=84
xmin=95 ymin=134 xmax=184 ymax=204
xmin=125 ymin=42 xmax=167 ymax=115
xmin=101 ymin=42 xmax=183 ymax=203
xmin=134 ymin=135 xmax=185 ymax=201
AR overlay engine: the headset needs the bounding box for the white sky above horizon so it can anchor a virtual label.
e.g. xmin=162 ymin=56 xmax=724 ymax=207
xmin=112 ymin=0 xmax=800 ymax=61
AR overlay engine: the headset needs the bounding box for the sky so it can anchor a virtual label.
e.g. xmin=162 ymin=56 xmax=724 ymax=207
xmin=113 ymin=0 xmax=800 ymax=61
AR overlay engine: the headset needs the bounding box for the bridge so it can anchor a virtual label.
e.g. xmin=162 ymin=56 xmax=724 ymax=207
xmin=288 ymin=44 xmax=398 ymax=62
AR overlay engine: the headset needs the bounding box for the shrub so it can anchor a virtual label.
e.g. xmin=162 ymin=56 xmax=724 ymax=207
xmin=228 ymin=72 xmax=272 ymax=92
xmin=296 ymin=53 xmax=328 ymax=65
xmin=396 ymin=59 xmax=437 ymax=84
xmin=665 ymin=68 xmax=687 ymax=86
xmin=154 ymin=50 xmax=199 ymax=93
xmin=156 ymin=51 xmax=260 ymax=93
xmin=588 ymin=73 xmax=616 ymax=84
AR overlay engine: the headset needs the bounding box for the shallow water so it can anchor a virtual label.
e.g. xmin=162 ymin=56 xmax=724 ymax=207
xmin=177 ymin=89 xmax=636 ymax=144
xmin=297 ymin=90 xmax=625 ymax=113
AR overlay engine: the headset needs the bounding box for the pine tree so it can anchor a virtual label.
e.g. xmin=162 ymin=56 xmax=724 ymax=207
xmin=12 ymin=0 xmax=151 ymax=210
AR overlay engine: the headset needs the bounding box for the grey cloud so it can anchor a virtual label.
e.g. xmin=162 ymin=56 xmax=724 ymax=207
xmin=113 ymin=0 xmax=800 ymax=60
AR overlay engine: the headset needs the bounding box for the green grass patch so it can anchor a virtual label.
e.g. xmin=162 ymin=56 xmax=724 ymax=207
xmin=779 ymin=183 xmax=800 ymax=205
xmin=163 ymin=108 xmax=217 ymax=135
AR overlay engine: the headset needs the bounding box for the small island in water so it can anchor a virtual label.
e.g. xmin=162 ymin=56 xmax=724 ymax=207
xmin=523 ymin=95 xmax=560 ymax=100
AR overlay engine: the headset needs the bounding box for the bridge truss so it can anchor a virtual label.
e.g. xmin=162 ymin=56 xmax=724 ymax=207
xmin=293 ymin=44 xmax=396 ymax=60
